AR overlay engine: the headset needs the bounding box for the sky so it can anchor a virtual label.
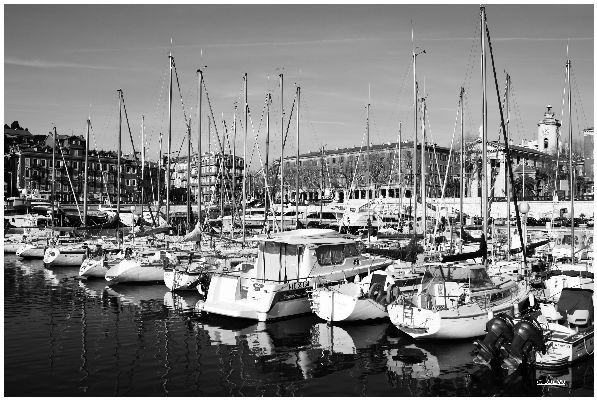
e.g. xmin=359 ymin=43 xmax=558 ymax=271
xmin=4 ymin=3 xmax=594 ymax=170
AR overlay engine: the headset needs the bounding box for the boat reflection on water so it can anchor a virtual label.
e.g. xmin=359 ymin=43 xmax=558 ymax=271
xmin=163 ymin=291 xmax=202 ymax=314
xmin=536 ymin=361 xmax=594 ymax=396
xmin=42 ymin=266 xmax=80 ymax=286
xmin=78 ymin=279 xmax=109 ymax=299
xmin=311 ymin=322 xmax=389 ymax=355
xmin=104 ymin=284 xmax=169 ymax=307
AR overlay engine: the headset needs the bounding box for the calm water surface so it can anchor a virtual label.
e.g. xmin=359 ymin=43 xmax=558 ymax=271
xmin=4 ymin=255 xmax=593 ymax=396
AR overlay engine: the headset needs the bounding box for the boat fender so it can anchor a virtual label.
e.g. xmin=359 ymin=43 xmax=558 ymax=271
xmin=529 ymin=292 xmax=535 ymax=308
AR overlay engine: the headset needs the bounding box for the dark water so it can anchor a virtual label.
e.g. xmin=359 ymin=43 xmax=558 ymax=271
xmin=4 ymin=255 xmax=593 ymax=397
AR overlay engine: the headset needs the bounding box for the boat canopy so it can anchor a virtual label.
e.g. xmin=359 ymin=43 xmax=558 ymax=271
xmin=557 ymin=288 xmax=594 ymax=322
xmin=422 ymin=264 xmax=493 ymax=289
xmin=251 ymin=229 xmax=355 ymax=246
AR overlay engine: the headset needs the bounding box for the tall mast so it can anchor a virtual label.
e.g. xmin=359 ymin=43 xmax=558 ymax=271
xmin=459 ymin=87 xmax=465 ymax=253
xmin=83 ymin=118 xmax=90 ymax=225
xmin=366 ymin=89 xmax=371 ymax=246
xmin=398 ymin=121 xmax=402 ymax=225
xmin=265 ymin=92 xmax=271 ymax=231
xmin=320 ymin=145 xmax=324 ymax=225
xmin=117 ymin=89 xmax=122 ymax=248
xmin=141 ymin=115 xmax=145 ymax=222
xmin=567 ymin=58 xmax=575 ymax=264
xmin=166 ymin=52 xmax=173 ymax=224
xmin=421 ymin=96 xmax=427 ymax=249
xmin=279 ymin=74 xmax=284 ymax=231
xmin=186 ymin=118 xmax=192 ymax=230
xmin=157 ymin=131 xmax=162 ymax=225
xmin=196 ymin=69 xmax=203 ymax=242
xmin=242 ymin=73 xmax=248 ymax=245
xmin=481 ymin=6 xmax=488 ymax=256
xmin=51 ymin=126 xmax=57 ymax=233
xmin=220 ymin=115 xmax=225 ymax=233
xmin=412 ymin=29 xmax=418 ymax=239
xmin=505 ymin=75 xmax=511 ymax=260
xmin=295 ymin=86 xmax=300 ymax=226
xmin=231 ymin=111 xmax=236 ymax=240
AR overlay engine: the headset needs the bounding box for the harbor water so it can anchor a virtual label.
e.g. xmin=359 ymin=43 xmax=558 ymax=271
xmin=4 ymin=255 xmax=593 ymax=397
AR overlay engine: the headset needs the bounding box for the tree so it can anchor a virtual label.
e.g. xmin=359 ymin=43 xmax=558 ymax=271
xmin=10 ymin=121 xmax=22 ymax=130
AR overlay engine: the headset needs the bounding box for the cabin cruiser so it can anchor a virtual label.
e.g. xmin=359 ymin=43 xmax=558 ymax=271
xmin=197 ymin=229 xmax=392 ymax=322
xmin=387 ymin=263 xmax=531 ymax=339
xmin=474 ymin=288 xmax=594 ymax=371
xmin=536 ymin=259 xmax=593 ymax=302
xmin=310 ymin=260 xmax=421 ymax=322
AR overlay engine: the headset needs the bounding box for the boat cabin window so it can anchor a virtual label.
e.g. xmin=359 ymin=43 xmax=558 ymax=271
xmin=315 ymin=244 xmax=345 ymax=266
xmin=256 ymin=242 xmax=302 ymax=282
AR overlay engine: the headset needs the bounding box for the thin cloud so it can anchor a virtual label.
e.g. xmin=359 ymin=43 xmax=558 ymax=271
xmin=66 ymin=37 xmax=375 ymax=53
xmin=5 ymin=57 xmax=118 ymax=70
xmin=304 ymin=119 xmax=348 ymax=126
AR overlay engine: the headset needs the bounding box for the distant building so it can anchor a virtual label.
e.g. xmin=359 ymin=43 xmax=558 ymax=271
xmin=536 ymin=105 xmax=561 ymax=154
xmin=4 ymin=127 xmax=161 ymax=203
xmin=583 ymin=128 xmax=594 ymax=194
xmin=169 ymin=152 xmax=244 ymax=204
xmin=280 ymin=141 xmax=454 ymax=203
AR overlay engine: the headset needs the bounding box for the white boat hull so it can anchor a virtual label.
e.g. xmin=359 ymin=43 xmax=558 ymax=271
xmin=164 ymin=269 xmax=202 ymax=291
xmin=105 ymin=259 xmax=165 ymax=283
xmin=79 ymin=257 xmax=109 ymax=278
xmin=44 ymin=248 xmax=86 ymax=267
xmin=311 ymin=285 xmax=388 ymax=322
xmin=16 ymin=244 xmax=46 ymax=259
xmin=4 ymin=243 xmax=22 ymax=253
xmin=536 ymin=325 xmax=594 ymax=369
xmin=388 ymin=293 xmax=530 ymax=340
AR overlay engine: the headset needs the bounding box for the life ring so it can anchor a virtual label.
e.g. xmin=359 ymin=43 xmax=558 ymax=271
xmin=368 ymin=282 xmax=384 ymax=300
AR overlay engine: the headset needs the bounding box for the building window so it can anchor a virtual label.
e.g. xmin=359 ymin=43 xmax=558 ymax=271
xmin=25 ymin=157 xmax=30 ymax=167
xmin=25 ymin=169 xmax=30 ymax=178
xmin=73 ymin=161 xmax=78 ymax=169
xmin=543 ymin=138 xmax=549 ymax=150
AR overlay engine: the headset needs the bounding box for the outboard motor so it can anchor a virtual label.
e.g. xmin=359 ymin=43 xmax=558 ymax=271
xmin=501 ymin=317 xmax=546 ymax=373
xmin=473 ymin=314 xmax=515 ymax=365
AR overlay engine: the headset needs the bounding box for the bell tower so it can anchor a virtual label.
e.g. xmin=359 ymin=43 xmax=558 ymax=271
xmin=537 ymin=105 xmax=560 ymax=154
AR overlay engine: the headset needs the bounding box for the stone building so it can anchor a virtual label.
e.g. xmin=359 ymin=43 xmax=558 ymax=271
xmin=4 ymin=127 xmax=161 ymax=204
xmin=169 ymin=152 xmax=244 ymax=204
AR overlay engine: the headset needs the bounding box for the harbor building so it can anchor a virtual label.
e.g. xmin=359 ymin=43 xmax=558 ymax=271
xmin=169 ymin=152 xmax=244 ymax=205
xmin=4 ymin=125 xmax=161 ymax=204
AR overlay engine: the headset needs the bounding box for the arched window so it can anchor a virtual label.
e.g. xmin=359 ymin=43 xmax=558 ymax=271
xmin=544 ymin=138 xmax=549 ymax=150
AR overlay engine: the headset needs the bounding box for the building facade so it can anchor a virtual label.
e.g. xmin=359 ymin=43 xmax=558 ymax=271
xmin=4 ymin=127 xmax=161 ymax=204
xmin=169 ymin=152 xmax=244 ymax=205
xmin=280 ymin=141 xmax=455 ymax=203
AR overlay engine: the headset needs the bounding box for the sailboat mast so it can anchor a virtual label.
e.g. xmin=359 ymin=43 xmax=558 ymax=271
xmin=398 ymin=121 xmax=402 ymax=225
xmin=459 ymin=87 xmax=465 ymax=254
xmin=186 ymin=118 xmax=192 ymax=230
xmin=567 ymin=58 xmax=575 ymax=264
xmin=366 ymin=86 xmax=371 ymax=246
xmin=265 ymin=93 xmax=270 ymax=230
xmin=231 ymin=111 xmax=236 ymax=240
xmin=412 ymin=25 xmax=420 ymax=239
xmin=295 ymin=86 xmax=301 ymax=226
xmin=481 ymin=6 xmax=489 ymax=256
xmin=83 ymin=118 xmax=90 ymax=225
xmin=505 ymin=75 xmax=511 ymax=260
xmin=421 ymin=97 xmax=427 ymax=249
xmin=157 ymin=131 xmax=162 ymax=224
xmin=197 ymin=70 xmax=203 ymax=234
xmin=166 ymin=52 xmax=173 ymax=224
xmin=242 ymin=73 xmax=248 ymax=245
xmin=141 ymin=115 xmax=145 ymax=221
xmin=117 ymin=89 xmax=122 ymax=247
xmin=51 ymin=126 xmax=57 ymax=232
xmin=279 ymin=74 xmax=284 ymax=231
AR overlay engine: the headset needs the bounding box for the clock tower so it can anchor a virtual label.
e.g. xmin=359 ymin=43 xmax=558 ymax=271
xmin=537 ymin=105 xmax=560 ymax=154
